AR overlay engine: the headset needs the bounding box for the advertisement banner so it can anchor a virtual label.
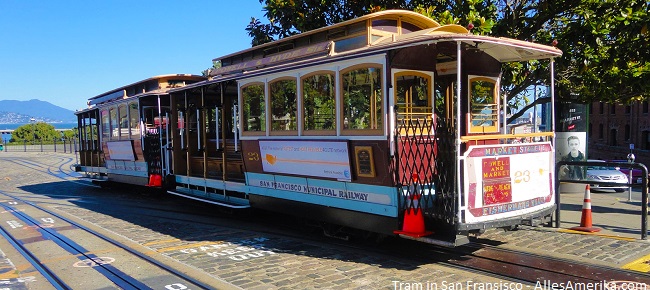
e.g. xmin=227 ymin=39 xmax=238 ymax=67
xmin=106 ymin=140 xmax=135 ymax=161
xmin=463 ymin=142 xmax=555 ymax=223
xmin=259 ymin=140 xmax=352 ymax=181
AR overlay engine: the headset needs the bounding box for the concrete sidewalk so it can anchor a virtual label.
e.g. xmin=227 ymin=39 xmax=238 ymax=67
xmin=558 ymin=183 xmax=648 ymax=240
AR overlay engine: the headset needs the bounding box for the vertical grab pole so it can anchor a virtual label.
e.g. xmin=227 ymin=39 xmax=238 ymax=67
xmin=215 ymin=106 xmax=220 ymax=150
xmin=550 ymin=58 xmax=561 ymax=228
xmin=455 ymin=41 xmax=463 ymax=222
xmin=165 ymin=111 xmax=170 ymax=176
xmin=157 ymin=95 xmax=164 ymax=176
xmin=196 ymin=107 xmax=201 ymax=151
xmin=233 ymin=103 xmax=239 ymax=152
xmin=179 ymin=111 xmax=185 ymax=150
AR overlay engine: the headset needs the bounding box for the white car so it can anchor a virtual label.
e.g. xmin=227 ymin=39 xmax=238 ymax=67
xmin=586 ymin=160 xmax=629 ymax=192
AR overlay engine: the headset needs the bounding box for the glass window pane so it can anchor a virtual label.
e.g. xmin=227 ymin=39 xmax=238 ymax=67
xmin=118 ymin=104 xmax=129 ymax=139
xmin=129 ymin=102 xmax=140 ymax=138
xmin=396 ymin=74 xmax=430 ymax=116
xmin=270 ymin=79 xmax=297 ymax=131
xmin=101 ymin=109 xmax=109 ymax=139
xmin=342 ymin=67 xmax=382 ymax=130
xmin=242 ymin=84 xmax=266 ymax=132
xmin=109 ymin=107 xmax=118 ymax=140
xmin=334 ymin=35 xmax=368 ymax=53
xmin=469 ymin=77 xmax=498 ymax=133
xmin=303 ymin=73 xmax=335 ymax=131
xmin=372 ymin=19 xmax=398 ymax=33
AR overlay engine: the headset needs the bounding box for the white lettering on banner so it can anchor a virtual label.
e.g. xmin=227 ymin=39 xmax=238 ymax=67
xmin=250 ymin=177 xmax=389 ymax=204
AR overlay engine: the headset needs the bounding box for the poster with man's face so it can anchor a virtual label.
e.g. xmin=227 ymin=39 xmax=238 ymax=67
xmin=556 ymin=132 xmax=587 ymax=180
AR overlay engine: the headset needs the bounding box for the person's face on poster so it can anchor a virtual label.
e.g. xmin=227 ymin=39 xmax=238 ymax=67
xmin=568 ymin=138 xmax=580 ymax=155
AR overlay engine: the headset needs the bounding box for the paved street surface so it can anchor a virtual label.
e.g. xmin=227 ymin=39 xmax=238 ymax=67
xmin=1 ymin=152 xmax=650 ymax=289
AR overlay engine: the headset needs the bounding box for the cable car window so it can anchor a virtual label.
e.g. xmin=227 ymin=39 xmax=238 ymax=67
xmin=101 ymin=109 xmax=109 ymax=140
xmin=241 ymin=83 xmax=266 ymax=133
xmin=372 ymin=19 xmax=398 ymax=33
xmin=341 ymin=65 xmax=382 ymax=133
xmin=110 ymin=107 xmax=118 ymax=139
xmin=129 ymin=101 xmax=140 ymax=138
xmin=118 ymin=103 xmax=129 ymax=139
xmin=468 ymin=76 xmax=499 ymax=133
xmin=270 ymin=78 xmax=297 ymax=133
xmin=302 ymin=72 xmax=335 ymax=134
xmin=395 ymin=72 xmax=431 ymax=119
xmin=334 ymin=35 xmax=368 ymax=53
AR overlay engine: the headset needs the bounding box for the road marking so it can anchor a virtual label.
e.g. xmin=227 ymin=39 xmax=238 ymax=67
xmin=622 ymin=253 xmax=650 ymax=272
xmin=73 ymin=257 xmax=116 ymax=268
xmin=154 ymin=241 xmax=230 ymax=253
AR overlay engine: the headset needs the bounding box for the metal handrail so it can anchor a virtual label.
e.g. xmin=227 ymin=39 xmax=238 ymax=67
xmin=555 ymin=160 xmax=648 ymax=240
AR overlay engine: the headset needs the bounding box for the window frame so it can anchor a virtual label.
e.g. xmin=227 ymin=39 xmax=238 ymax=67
xmin=301 ymin=70 xmax=337 ymax=136
xmin=339 ymin=63 xmax=384 ymax=136
xmin=269 ymin=76 xmax=298 ymax=136
xmin=467 ymin=75 xmax=499 ymax=134
xmin=240 ymin=82 xmax=267 ymax=136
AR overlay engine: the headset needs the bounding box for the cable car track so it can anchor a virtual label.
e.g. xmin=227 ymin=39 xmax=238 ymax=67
xmin=0 ymin=188 xmax=232 ymax=289
xmin=3 ymin=155 xmax=650 ymax=288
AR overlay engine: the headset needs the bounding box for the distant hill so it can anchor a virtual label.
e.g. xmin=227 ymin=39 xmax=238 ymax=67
xmin=0 ymin=99 xmax=76 ymax=123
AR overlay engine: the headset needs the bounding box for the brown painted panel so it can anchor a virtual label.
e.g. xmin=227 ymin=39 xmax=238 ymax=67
xmin=349 ymin=140 xmax=392 ymax=186
xmin=242 ymin=139 xmax=392 ymax=186
xmin=242 ymin=140 xmax=263 ymax=173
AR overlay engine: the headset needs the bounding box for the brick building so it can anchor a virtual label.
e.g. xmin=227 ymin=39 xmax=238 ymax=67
xmin=588 ymin=101 xmax=650 ymax=166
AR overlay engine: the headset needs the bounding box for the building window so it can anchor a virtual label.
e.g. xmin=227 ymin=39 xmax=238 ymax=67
xmin=341 ymin=65 xmax=382 ymax=134
xmin=598 ymin=123 xmax=604 ymax=139
xmin=609 ymin=129 xmax=617 ymax=146
xmin=626 ymin=105 xmax=631 ymax=114
xmin=625 ymin=124 xmax=630 ymax=141
xmin=302 ymin=72 xmax=336 ymax=134
xmin=644 ymin=101 xmax=649 ymax=114
xmin=599 ymin=102 xmax=604 ymax=114
xmin=588 ymin=122 xmax=592 ymax=138
xmin=241 ymin=83 xmax=266 ymax=134
xmin=269 ymin=78 xmax=298 ymax=134
xmin=643 ymin=131 xmax=650 ymax=150
xmin=610 ymin=104 xmax=615 ymax=114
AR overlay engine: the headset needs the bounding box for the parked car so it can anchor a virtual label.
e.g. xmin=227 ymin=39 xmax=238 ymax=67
xmin=586 ymin=160 xmax=629 ymax=192
xmin=607 ymin=160 xmax=649 ymax=184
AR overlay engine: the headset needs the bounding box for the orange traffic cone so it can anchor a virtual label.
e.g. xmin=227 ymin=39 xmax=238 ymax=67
xmin=394 ymin=194 xmax=433 ymax=238
xmin=570 ymin=185 xmax=601 ymax=233
xmin=147 ymin=174 xmax=162 ymax=187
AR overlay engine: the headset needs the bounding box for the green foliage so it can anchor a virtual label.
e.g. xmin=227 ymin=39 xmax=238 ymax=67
xmin=243 ymin=0 xmax=650 ymax=115
xmin=11 ymin=122 xmax=64 ymax=143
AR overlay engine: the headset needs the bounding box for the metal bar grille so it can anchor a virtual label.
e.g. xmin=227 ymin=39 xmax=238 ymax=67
xmin=393 ymin=115 xmax=457 ymax=232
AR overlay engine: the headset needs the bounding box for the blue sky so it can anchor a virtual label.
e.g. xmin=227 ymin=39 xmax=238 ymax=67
xmin=0 ymin=1 xmax=266 ymax=111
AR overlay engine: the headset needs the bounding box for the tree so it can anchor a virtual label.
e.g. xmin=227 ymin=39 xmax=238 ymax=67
xmin=11 ymin=122 xmax=63 ymax=143
xmin=245 ymin=0 xmax=650 ymax=122
xmin=62 ymin=129 xmax=77 ymax=140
